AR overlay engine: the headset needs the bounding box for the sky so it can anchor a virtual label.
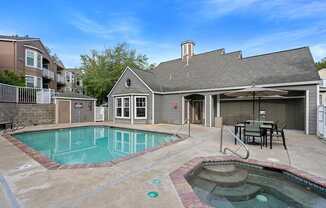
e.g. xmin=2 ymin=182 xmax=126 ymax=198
xmin=1 ymin=0 xmax=326 ymax=68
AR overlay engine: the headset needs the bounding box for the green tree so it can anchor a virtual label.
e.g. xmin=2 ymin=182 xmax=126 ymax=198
xmin=81 ymin=43 xmax=151 ymax=104
xmin=0 ymin=70 xmax=25 ymax=86
xmin=316 ymin=58 xmax=326 ymax=70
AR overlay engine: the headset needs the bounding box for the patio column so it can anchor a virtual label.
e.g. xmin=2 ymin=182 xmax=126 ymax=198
xmin=305 ymin=90 xmax=309 ymax=135
xmin=182 ymin=96 xmax=185 ymax=124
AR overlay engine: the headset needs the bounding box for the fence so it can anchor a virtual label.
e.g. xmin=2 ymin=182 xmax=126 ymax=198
xmin=0 ymin=83 xmax=54 ymax=104
xmin=95 ymin=107 xmax=105 ymax=121
xmin=318 ymin=105 xmax=326 ymax=139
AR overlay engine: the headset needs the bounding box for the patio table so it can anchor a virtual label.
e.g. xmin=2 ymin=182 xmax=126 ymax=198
xmin=234 ymin=120 xmax=275 ymax=148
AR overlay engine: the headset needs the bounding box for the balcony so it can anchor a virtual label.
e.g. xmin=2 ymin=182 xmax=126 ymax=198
xmin=42 ymin=68 xmax=55 ymax=80
xmin=57 ymin=74 xmax=65 ymax=85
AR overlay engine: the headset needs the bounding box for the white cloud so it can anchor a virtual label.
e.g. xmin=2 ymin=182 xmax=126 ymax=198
xmin=70 ymin=13 xmax=139 ymax=39
xmin=311 ymin=44 xmax=326 ymax=61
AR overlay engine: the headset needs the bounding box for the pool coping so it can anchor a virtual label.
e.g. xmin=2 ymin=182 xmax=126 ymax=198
xmin=2 ymin=124 xmax=188 ymax=170
xmin=169 ymin=156 xmax=326 ymax=208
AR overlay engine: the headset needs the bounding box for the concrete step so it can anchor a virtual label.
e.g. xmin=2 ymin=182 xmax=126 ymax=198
xmin=212 ymin=183 xmax=261 ymax=202
xmin=198 ymin=169 xmax=248 ymax=187
xmin=204 ymin=164 xmax=237 ymax=176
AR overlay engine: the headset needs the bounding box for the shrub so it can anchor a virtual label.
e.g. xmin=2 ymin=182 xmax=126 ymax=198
xmin=0 ymin=70 xmax=25 ymax=86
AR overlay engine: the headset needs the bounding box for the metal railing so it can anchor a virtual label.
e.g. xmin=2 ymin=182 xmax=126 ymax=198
xmin=175 ymin=120 xmax=191 ymax=138
xmin=42 ymin=68 xmax=55 ymax=80
xmin=0 ymin=83 xmax=54 ymax=104
xmin=57 ymin=74 xmax=65 ymax=84
xmin=220 ymin=125 xmax=250 ymax=159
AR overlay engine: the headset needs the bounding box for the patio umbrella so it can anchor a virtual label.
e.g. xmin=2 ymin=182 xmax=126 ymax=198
xmin=224 ymin=84 xmax=288 ymax=120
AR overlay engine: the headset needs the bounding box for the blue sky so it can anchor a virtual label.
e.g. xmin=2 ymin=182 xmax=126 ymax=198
xmin=1 ymin=0 xmax=326 ymax=67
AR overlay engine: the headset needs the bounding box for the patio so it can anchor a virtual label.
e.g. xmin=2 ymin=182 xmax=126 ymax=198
xmin=0 ymin=122 xmax=325 ymax=208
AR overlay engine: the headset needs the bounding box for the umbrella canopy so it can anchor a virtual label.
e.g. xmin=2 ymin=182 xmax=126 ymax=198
xmin=224 ymin=85 xmax=288 ymax=120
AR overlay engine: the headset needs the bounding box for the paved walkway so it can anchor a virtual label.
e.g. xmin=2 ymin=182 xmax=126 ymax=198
xmin=0 ymin=122 xmax=325 ymax=207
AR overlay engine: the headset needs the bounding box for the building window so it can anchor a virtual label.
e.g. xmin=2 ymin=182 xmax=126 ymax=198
xmin=25 ymin=75 xmax=42 ymax=88
xmin=25 ymin=49 xmax=42 ymax=69
xmin=135 ymin=96 xmax=147 ymax=119
xmin=125 ymin=79 xmax=131 ymax=88
xmin=25 ymin=76 xmax=34 ymax=88
xmin=115 ymin=97 xmax=130 ymax=118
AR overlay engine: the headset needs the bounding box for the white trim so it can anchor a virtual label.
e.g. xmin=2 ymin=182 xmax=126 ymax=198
xmin=115 ymin=96 xmax=131 ymax=119
xmin=131 ymin=95 xmax=134 ymax=125
xmin=107 ymin=67 xmax=153 ymax=97
xmin=306 ymin=90 xmax=310 ymax=135
xmin=216 ymin=94 xmax=220 ymax=117
xmin=220 ymin=96 xmax=305 ymax=101
xmin=24 ymin=45 xmax=43 ymax=52
xmin=204 ymin=95 xmax=207 ymax=126
xmin=112 ymin=93 xmax=149 ymax=97
xmin=134 ymin=96 xmax=147 ymax=119
xmin=209 ymin=95 xmax=212 ymax=127
xmin=53 ymin=96 xmax=96 ymax=101
xmin=152 ymin=93 xmax=155 ymax=124
xmin=182 ymin=96 xmax=185 ymax=124
xmin=153 ymin=81 xmax=320 ymax=95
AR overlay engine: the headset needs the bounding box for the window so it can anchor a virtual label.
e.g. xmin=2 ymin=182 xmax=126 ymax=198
xmin=115 ymin=97 xmax=130 ymax=118
xmin=125 ymin=79 xmax=131 ymax=88
xmin=25 ymin=76 xmax=34 ymax=88
xmin=25 ymin=75 xmax=42 ymax=88
xmin=135 ymin=96 xmax=147 ymax=119
xmin=25 ymin=49 xmax=42 ymax=69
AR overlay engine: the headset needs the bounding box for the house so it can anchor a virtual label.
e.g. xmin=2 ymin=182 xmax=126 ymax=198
xmin=319 ymin=68 xmax=326 ymax=105
xmin=63 ymin=68 xmax=84 ymax=94
xmin=0 ymin=35 xmax=65 ymax=90
xmin=107 ymin=41 xmax=320 ymax=134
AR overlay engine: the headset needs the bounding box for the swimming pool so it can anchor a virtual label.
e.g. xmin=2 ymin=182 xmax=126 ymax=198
xmin=187 ymin=162 xmax=326 ymax=208
xmin=14 ymin=126 xmax=178 ymax=166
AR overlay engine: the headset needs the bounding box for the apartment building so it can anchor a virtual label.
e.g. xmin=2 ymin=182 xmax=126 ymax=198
xmin=63 ymin=68 xmax=84 ymax=94
xmin=0 ymin=35 xmax=65 ymax=90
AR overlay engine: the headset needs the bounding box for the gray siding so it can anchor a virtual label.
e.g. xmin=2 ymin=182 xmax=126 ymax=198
xmin=71 ymin=99 xmax=95 ymax=123
xmin=108 ymin=68 xmax=153 ymax=124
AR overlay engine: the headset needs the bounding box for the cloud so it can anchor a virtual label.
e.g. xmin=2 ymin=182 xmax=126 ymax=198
xmin=311 ymin=44 xmax=326 ymax=61
xmin=70 ymin=13 xmax=139 ymax=39
xmin=198 ymin=0 xmax=326 ymax=19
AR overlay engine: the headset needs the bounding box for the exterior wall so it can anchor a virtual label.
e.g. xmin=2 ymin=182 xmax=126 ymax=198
xmin=0 ymin=41 xmax=17 ymax=73
xmin=108 ymin=68 xmax=153 ymax=124
xmin=71 ymin=99 xmax=95 ymax=123
xmin=0 ymin=103 xmax=55 ymax=126
xmin=0 ymin=39 xmax=60 ymax=90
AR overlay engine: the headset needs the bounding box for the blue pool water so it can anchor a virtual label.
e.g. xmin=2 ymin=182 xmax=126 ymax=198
xmin=14 ymin=126 xmax=177 ymax=165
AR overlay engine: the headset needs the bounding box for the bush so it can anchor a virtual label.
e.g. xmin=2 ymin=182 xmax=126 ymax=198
xmin=0 ymin=70 xmax=25 ymax=86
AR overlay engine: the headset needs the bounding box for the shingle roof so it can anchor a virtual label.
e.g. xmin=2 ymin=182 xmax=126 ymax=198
xmin=0 ymin=35 xmax=39 ymax=41
xmin=131 ymin=47 xmax=320 ymax=92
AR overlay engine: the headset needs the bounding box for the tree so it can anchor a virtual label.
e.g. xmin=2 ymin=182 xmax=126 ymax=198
xmin=316 ymin=58 xmax=326 ymax=70
xmin=0 ymin=70 xmax=25 ymax=86
xmin=80 ymin=43 xmax=151 ymax=104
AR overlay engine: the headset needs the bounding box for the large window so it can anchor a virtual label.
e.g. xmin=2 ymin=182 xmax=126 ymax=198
xmin=25 ymin=75 xmax=42 ymax=88
xmin=25 ymin=49 xmax=42 ymax=69
xmin=135 ymin=96 xmax=147 ymax=119
xmin=115 ymin=97 xmax=130 ymax=118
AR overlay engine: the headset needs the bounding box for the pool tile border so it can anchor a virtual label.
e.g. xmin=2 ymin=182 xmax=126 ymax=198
xmin=2 ymin=131 xmax=187 ymax=170
xmin=169 ymin=156 xmax=326 ymax=208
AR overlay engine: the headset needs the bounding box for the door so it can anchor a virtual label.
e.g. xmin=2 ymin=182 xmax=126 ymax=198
xmin=192 ymin=100 xmax=203 ymax=124
xmin=57 ymin=100 xmax=71 ymax=124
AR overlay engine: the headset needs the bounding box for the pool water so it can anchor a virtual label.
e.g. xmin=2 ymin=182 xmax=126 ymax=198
xmin=187 ymin=163 xmax=326 ymax=208
xmin=14 ymin=126 xmax=177 ymax=165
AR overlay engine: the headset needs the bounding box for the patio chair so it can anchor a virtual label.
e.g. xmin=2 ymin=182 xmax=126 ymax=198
xmin=244 ymin=121 xmax=266 ymax=149
xmin=273 ymin=122 xmax=287 ymax=150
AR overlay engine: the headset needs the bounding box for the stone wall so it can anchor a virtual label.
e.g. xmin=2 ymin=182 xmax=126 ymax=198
xmin=0 ymin=103 xmax=55 ymax=126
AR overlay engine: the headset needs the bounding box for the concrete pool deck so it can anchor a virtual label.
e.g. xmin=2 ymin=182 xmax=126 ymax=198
xmin=0 ymin=122 xmax=325 ymax=207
